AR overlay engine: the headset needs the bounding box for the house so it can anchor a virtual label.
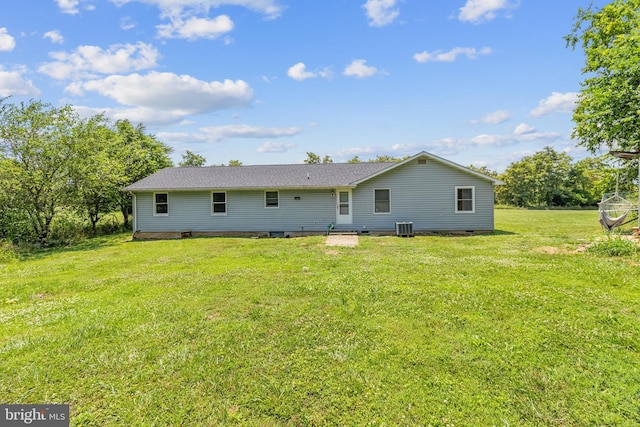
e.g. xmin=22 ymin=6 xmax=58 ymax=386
xmin=124 ymin=151 xmax=504 ymax=238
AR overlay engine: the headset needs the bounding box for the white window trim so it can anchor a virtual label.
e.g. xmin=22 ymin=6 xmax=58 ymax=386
xmin=373 ymin=188 xmax=391 ymax=214
xmin=153 ymin=192 xmax=169 ymax=217
xmin=211 ymin=191 xmax=227 ymax=216
xmin=265 ymin=190 xmax=279 ymax=209
xmin=455 ymin=186 xmax=475 ymax=213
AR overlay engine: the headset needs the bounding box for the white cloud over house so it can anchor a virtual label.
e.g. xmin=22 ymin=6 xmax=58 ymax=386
xmin=157 ymin=125 xmax=300 ymax=144
xmin=362 ymin=0 xmax=400 ymax=27
xmin=530 ymin=92 xmax=578 ymax=117
xmin=68 ymin=72 xmax=253 ymax=125
xmin=257 ymin=141 xmax=297 ymax=153
xmin=414 ymin=47 xmax=492 ymax=63
xmin=69 ymin=72 xmax=252 ymax=110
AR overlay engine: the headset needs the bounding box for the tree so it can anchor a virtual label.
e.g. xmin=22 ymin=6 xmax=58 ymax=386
xmin=68 ymin=115 xmax=123 ymax=235
xmin=304 ymin=152 xmax=321 ymax=164
xmin=228 ymin=160 xmax=243 ymax=166
xmin=179 ymin=150 xmax=206 ymax=167
xmin=348 ymin=155 xmax=361 ymax=163
xmin=0 ymin=99 xmax=81 ymax=245
xmin=497 ymin=147 xmax=582 ymax=207
xmin=467 ymin=165 xmax=499 ymax=178
xmin=304 ymin=152 xmax=333 ymax=164
xmin=113 ymin=120 xmax=173 ymax=229
xmin=368 ymin=155 xmax=407 ymax=163
xmin=566 ymin=0 xmax=640 ymax=154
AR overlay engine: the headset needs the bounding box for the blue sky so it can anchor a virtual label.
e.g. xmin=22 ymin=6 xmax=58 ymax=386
xmin=0 ymin=0 xmax=609 ymax=171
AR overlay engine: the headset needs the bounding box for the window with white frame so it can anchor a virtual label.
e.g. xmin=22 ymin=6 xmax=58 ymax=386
xmin=212 ymin=192 xmax=227 ymax=215
xmin=374 ymin=189 xmax=390 ymax=213
xmin=154 ymin=192 xmax=169 ymax=216
xmin=455 ymin=186 xmax=475 ymax=213
xmin=265 ymin=191 xmax=279 ymax=208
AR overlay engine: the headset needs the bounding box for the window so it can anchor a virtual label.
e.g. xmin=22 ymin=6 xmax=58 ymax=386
xmin=374 ymin=189 xmax=390 ymax=213
xmin=265 ymin=191 xmax=279 ymax=208
xmin=212 ymin=192 xmax=227 ymax=215
xmin=456 ymin=186 xmax=475 ymax=213
xmin=154 ymin=193 xmax=168 ymax=216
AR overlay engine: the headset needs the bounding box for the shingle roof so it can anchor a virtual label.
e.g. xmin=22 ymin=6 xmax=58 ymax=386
xmin=124 ymin=162 xmax=395 ymax=191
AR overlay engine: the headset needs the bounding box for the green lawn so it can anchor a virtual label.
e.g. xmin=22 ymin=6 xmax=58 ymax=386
xmin=1 ymin=210 xmax=639 ymax=426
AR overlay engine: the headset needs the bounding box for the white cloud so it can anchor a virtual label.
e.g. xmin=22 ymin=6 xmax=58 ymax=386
xmin=0 ymin=66 xmax=41 ymax=97
xmin=391 ymin=131 xmax=561 ymax=158
xmin=363 ymin=0 xmax=399 ymax=27
xmin=200 ymin=124 xmax=301 ymax=140
xmin=55 ymin=0 xmax=81 ymax=14
xmin=530 ymin=92 xmax=578 ymax=117
xmin=257 ymin=141 xmax=297 ymax=153
xmin=43 ymin=30 xmax=64 ymax=44
xmin=472 ymin=109 xmax=510 ymax=124
xmin=55 ymin=0 xmax=95 ymax=14
xmin=287 ymin=62 xmax=317 ymax=81
xmin=414 ymin=47 xmax=492 ymax=63
xmin=0 ymin=28 xmax=16 ymax=52
xmin=69 ymin=72 xmax=253 ymax=115
xmin=514 ymin=123 xmax=535 ymax=135
xmin=157 ymin=14 xmax=234 ymax=40
xmin=121 ymin=17 xmax=137 ymax=30
xmin=157 ymin=125 xmax=300 ymax=144
xmin=39 ymin=42 xmax=160 ymax=80
xmin=458 ymin=0 xmax=519 ymax=24
xmin=343 ymin=59 xmax=380 ymax=78
xmin=110 ymin=0 xmax=284 ymax=20
xmin=287 ymin=62 xmax=331 ymax=81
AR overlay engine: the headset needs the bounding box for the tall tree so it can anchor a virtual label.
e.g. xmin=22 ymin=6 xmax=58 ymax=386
xmin=68 ymin=115 xmax=123 ymax=235
xmin=113 ymin=120 xmax=173 ymax=229
xmin=497 ymin=147 xmax=580 ymax=207
xmin=0 ymin=99 xmax=80 ymax=245
xmin=304 ymin=152 xmax=322 ymax=164
xmin=179 ymin=150 xmax=206 ymax=167
xmin=566 ymin=0 xmax=640 ymax=153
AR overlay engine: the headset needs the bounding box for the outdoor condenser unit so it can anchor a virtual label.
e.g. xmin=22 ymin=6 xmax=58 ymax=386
xmin=395 ymin=222 xmax=414 ymax=237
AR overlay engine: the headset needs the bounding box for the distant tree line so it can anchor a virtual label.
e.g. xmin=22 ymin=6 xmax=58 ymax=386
xmin=0 ymin=98 xmax=173 ymax=246
xmin=474 ymin=146 xmax=636 ymax=208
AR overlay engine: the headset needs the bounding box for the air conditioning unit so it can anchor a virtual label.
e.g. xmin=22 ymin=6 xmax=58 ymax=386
xmin=395 ymin=222 xmax=414 ymax=237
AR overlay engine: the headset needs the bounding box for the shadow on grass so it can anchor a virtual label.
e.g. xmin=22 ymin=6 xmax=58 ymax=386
xmin=10 ymin=233 xmax=132 ymax=262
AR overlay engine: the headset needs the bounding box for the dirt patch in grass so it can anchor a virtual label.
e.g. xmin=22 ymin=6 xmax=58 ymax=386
xmin=326 ymin=235 xmax=359 ymax=247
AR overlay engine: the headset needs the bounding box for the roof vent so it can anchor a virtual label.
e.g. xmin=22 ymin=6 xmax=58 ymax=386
xmin=418 ymin=159 xmax=427 ymax=165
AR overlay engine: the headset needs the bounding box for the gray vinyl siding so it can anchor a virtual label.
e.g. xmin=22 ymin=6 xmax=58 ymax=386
xmin=132 ymin=158 xmax=496 ymax=234
xmin=133 ymin=189 xmax=336 ymax=233
xmin=349 ymin=159 xmax=495 ymax=231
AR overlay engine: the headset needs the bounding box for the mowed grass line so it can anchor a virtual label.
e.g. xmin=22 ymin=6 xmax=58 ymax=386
xmin=0 ymin=210 xmax=639 ymax=425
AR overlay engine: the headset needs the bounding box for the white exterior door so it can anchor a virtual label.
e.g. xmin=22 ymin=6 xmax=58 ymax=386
xmin=336 ymin=190 xmax=352 ymax=225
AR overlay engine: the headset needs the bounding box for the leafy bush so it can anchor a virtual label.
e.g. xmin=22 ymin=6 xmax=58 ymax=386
xmin=0 ymin=240 xmax=16 ymax=263
xmin=94 ymin=214 xmax=122 ymax=235
xmin=48 ymin=210 xmax=85 ymax=247
xmin=588 ymin=234 xmax=639 ymax=256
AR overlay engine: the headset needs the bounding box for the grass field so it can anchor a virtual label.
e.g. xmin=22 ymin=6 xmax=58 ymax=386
xmin=1 ymin=210 xmax=639 ymax=426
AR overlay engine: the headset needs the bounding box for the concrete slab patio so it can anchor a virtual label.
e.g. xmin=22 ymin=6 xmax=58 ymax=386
xmin=326 ymin=234 xmax=359 ymax=247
